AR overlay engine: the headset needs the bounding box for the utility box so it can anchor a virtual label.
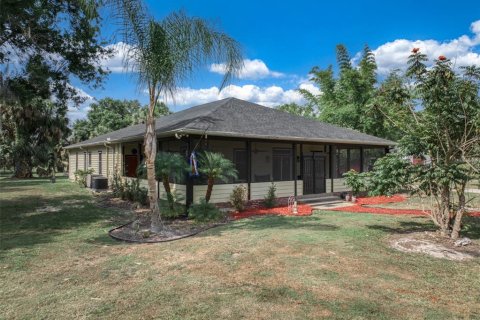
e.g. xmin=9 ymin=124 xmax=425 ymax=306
xmin=86 ymin=174 xmax=100 ymax=188
xmin=91 ymin=176 xmax=108 ymax=190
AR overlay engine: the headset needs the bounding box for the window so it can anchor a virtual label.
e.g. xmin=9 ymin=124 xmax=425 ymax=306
xmin=88 ymin=152 xmax=92 ymax=166
xmin=336 ymin=148 xmax=362 ymax=177
xmin=98 ymin=151 xmax=103 ymax=175
xmin=336 ymin=149 xmax=348 ymax=177
xmin=233 ymin=149 xmax=248 ymax=182
xmin=83 ymin=152 xmax=87 ymax=170
xmin=272 ymin=149 xmax=292 ymax=181
xmin=363 ymin=148 xmax=385 ymax=172
xmin=350 ymin=149 xmax=361 ymax=172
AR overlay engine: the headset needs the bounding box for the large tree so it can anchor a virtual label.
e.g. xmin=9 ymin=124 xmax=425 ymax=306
xmin=297 ymin=44 xmax=401 ymax=140
xmin=1 ymin=0 xmax=111 ymax=177
xmin=367 ymin=50 xmax=480 ymax=239
xmin=114 ymin=2 xmax=243 ymax=234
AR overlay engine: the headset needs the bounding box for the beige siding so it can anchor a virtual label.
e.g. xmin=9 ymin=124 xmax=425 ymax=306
xmin=193 ymin=183 xmax=247 ymax=204
xmin=251 ymin=180 xmax=300 ymax=200
xmin=68 ymin=152 xmax=77 ymax=180
xmin=327 ymin=178 xmax=349 ymax=192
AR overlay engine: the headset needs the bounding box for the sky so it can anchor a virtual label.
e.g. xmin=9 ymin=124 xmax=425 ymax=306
xmin=69 ymin=0 xmax=480 ymax=121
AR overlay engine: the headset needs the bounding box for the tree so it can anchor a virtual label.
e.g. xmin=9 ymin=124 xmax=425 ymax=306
xmin=70 ymin=98 xmax=171 ymax=143
xmin=138 ymin=152 xmax=189 ymax=210
xmin=276 ymin=103 xmax=316 ymax=118
xmin=2 ymin=97 xmax=69 ymax=177
xmin=1 ymin=0 xmax=111 ymax=177
xmin=368 ymin=49 xmax=480 ymax=239
xmin=198 ymin=152 xmax=238 ymax=203
xmin=114 ymin=2 xmax=243 ymax=234
xmin=298 ymin=44 xmax=401 ymax=140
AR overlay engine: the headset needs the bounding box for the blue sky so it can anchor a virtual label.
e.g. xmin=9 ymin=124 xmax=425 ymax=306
xmin=70 ymin=0 xmax=480 ymax=120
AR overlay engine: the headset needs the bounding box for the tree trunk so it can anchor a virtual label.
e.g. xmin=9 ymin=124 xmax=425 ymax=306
xmin=14 ymin=160 xmax=32 ymax=178
xmin=162 ymin=174 xmax=174 ymax=210
xmin=205 ymin=177 xmax=214 ymax=203
xmin=144 ymin=116 xmax=162 ymax=233
xmin=451 ymin=184 xmax=466 ymax=240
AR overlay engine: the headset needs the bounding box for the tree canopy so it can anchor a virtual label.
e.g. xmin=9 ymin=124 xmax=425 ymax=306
xmin=70 ymin=98 xmax=171 ymax=143
xmin=1 ymin=0 xmax=111 ymax=177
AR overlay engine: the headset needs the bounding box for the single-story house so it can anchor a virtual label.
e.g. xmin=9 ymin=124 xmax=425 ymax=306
xmin=65 ymin=97 xmax=394 ymax=205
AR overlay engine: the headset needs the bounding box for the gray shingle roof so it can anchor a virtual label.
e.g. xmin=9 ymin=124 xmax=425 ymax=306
xmin=65 ymin=97 xmax=395 ymax=149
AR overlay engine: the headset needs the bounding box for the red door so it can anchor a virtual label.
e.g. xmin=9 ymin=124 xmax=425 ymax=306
xmin=124 ymin=155 xmax=139 ymax=177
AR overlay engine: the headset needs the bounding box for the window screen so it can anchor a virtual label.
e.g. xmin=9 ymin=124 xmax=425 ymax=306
xmin=272 ymin=149 xmax=292 ymax=181
xmin=233 ymin=149 xmax=248 ymax=182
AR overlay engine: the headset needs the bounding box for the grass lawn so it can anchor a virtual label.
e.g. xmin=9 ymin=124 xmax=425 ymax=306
xmin=369 ymin=194 xmax=480 ymax=211
xmin=1 ymin=176 xmax=480 ymax=319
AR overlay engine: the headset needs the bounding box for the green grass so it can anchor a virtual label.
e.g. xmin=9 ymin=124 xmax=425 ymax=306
xmin=1 ymin=176 xmax=480 ymax=319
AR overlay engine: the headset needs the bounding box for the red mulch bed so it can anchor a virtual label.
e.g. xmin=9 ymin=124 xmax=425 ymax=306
xmin=331 ymin=195 xmax=480 ymax=217
xmin=230 ymin=204 xmax=313 ymax=220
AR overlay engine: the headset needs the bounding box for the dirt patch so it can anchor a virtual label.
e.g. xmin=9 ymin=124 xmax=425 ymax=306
xmin=389 ymin=232 xmax=480 ymax=261
xmin=109 ymin=215 xmax=228 ymax=243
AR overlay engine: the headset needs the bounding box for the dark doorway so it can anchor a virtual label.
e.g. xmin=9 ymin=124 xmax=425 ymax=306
xmin=302 ymin=155 xmax=326 ymax=194
xmin=124 ymin=155 xmax=139 ymax=177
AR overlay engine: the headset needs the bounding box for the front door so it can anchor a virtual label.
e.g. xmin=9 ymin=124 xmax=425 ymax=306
xmin=302 ymin=155 xmax=326 ymax=194
xmin=124 ymin=155 xmax=139 ymax=177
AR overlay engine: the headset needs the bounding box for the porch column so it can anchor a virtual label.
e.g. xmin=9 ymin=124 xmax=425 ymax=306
xmin=330 ymin=145 xmax=335 ymax=193
xmin=360 ymin=146 xmax=364 ymax=173
xmin=121 ymin=144 xmax=125 ymax=176
xmin=300 ymin=144 xmax=304 ymax=193
xmin=246 ymin=140 xmax=251 ymax=200
xmin=293 ymin=143 xmax=297 ymax=197
xmin=186 ymin=136 xmax=194 ymax=207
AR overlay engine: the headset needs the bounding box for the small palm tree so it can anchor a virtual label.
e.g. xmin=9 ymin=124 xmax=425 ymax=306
xmin=198 ymin=152 xmax=238 ymax=203
xmin=155 ymin=152 xmax=189 ymax=209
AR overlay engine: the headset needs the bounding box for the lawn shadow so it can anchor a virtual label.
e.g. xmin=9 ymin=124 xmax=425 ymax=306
xmin=367 ymin=220 xmax=436 ymax=235
xmin=367 ymin=217 xmax=480 ymax=239
xmin=197 ymin=214 xmax=339 ymax=238
xmin=0 ymin=193 xmax=132 ymax=253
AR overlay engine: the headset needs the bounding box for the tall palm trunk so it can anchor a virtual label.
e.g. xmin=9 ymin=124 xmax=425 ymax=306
xmin=144 ymin=105 xmax=162 ymax=233
xmin=205 ymin=177 xmax=214 ymax=203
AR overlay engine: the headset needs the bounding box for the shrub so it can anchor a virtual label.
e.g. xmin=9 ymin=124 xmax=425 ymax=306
xmin=74 ymin=168 xmax=94 ymax=187
xmin=110 ymin=169 xmax=124 ymax=197
xmin=188 ymin=198 xmax=223 ymax=222
xmin=263 ymin=183 xmax=277 ymax=208
xmin=230 ymin=185 xmax=247 ymax=211
xmin=342 ymin=169 xmax=368 ymax=196
xmin=159 ymin=191 xmax=186 ymax=219
xmin=112 ymin=174 xmax=148 ymax=206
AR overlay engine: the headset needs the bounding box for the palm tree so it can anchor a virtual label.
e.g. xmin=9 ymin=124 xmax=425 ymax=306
xmin=155 ymin=152 xmax=189 ymax=209
xmin=198 ymin=151 xmax=238 ymax=203
xmin=113 ymin=2 xmax=243 ymax=233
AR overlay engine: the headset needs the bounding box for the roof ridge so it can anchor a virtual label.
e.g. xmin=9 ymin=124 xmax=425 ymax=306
xmin=181 ymin=98 xmax=232 ymax=129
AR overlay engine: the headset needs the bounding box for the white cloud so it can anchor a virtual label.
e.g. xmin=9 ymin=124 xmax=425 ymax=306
xmin=67 ymin=87 xmax=95 ymax=122
xmin=210 ymin=59 xmax=284 ymax=80
xmin=100 ymin=42 xmax=136 ymax=73
xmin=363 ymin=20 xmax=480 ymax=75
xmin=163 ymin=84 xmax=305 ymax=108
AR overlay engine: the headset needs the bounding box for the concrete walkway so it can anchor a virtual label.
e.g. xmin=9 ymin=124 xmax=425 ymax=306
xmin=310 ymin=200 xmax=355 ymax=210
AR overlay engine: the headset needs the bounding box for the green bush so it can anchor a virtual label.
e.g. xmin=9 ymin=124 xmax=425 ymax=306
xmin=342 ymin=169 xmax=368 ymax=196
xmin=111 ymin=174 xmax=148 ymax=206
xmin=229 ymin=185 xmax=247 ymax=211
xmin=263 ymin=183 xmax=277 ymax=208
xmin=188 ymin=198 xmax=223 ymax=222
xmin=74 ymin=168 xmax=94 ymax=187
xmin=159 ymin=191 xmax=186 ymax=219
